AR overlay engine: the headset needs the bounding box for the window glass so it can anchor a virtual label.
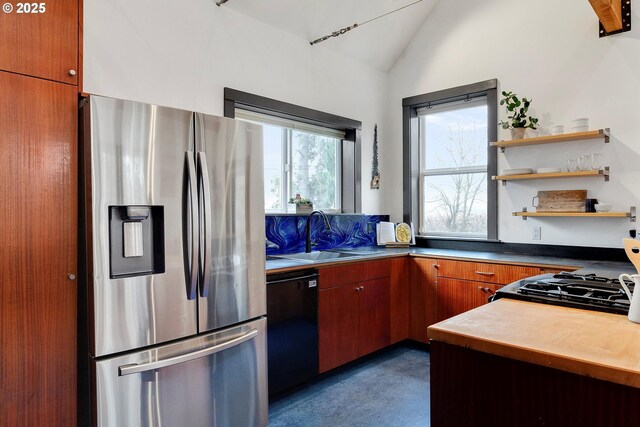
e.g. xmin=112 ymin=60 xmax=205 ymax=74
xmin=420 ymin=100 xmax=487 ymax=170
xmin=263 ymin=124 xmax=285 ymax=211
xmin=421 ymin=173 xmax=487 ymax=236
xmin=290 ymin=130 xmax=340 ymax=211
xmin=418 ymin=97 xmax=488 ymax=237
xmin=237 ymin=110 xmax=342 ymax=213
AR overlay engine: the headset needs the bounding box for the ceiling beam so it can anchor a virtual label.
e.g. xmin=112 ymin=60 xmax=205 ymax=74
xmin=588 ymin=0 xmax=623 ymax=32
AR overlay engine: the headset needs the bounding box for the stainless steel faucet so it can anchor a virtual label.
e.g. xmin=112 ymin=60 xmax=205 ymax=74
xmin=305 ymin=210 xmax=332 ymax=253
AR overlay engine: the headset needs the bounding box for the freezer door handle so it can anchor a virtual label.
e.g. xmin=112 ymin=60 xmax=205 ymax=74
xmin=118 ymin=328 xmax=259 ymax=376
xmin=185 ymin=152 xmax=199 ymax=300
xmin=197 ymin=151 xmax=212 ymax=298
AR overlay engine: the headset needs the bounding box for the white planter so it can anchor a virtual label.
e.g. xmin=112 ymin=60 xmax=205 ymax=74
xmin=296 ymin=204 xmax=313 ymax=214
xmin=510 ymin=128 xmax=526 ymax=139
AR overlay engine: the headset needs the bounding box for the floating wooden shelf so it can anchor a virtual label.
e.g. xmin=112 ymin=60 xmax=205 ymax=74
xmin=491 ymin=129 xmax=610 ymax=152
xmin=513 ymin=206 xmax=636 ymax=222
xmin=493 ymin=168 xmax=609 ymax=185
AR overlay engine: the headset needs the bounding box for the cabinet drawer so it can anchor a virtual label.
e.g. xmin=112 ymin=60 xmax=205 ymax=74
xmin=361 ymin=259 xmax=391 ymax=281
xmin=319 ymin=259 xmax=391 ymax=289
xmin=437 ymin=259 xmax=540 ymax=284
xmin=319 ymin=263 xmax=365 ymax=289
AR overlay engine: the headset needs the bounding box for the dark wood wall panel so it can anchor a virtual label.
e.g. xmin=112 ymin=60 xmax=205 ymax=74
xmin=0 ymin=71 xmax=77 ymax=426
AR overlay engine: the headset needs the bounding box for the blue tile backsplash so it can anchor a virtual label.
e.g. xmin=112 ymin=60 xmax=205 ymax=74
xmin=265 ymin=214 xmax=389 ymax=255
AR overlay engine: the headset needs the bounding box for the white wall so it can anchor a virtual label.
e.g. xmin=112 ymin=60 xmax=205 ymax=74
xmin=83 ymin=0 xmax=389 ymax=215
xmin=387 ymin=0 xmax=640 ymax=247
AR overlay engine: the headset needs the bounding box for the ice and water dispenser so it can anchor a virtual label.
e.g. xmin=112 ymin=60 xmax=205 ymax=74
xmin=108 ymin=206 xmax=165 ymax=278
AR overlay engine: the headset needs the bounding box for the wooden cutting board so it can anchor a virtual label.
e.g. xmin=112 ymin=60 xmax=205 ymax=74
xmin=536 ymin=190 xmax=587 ymax=212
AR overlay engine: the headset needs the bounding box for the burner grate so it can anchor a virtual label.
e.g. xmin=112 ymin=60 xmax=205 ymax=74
xmin=510 ymin=273 xmax=632 ymax=314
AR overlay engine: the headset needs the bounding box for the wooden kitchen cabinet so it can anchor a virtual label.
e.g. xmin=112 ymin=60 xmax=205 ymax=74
xmin=358 ymin=277 xmax=391 ymax=356
xmin=436 ymin=259 xmax=540 ymax=285
xmin=318 ymin=260 xmax=392 ymax=373
xmin=0 ymin=71 xmax=77 ymax=426
xmin=390 ymin=257 xmax=410 ymax=344
xmin=436 ymin=278 xmax=501 ymax=321
xmin=0 ymin=0 xmax=79 ymax=84
xmin=435 ymin=259 xmax=541 ymax=322
xmin=318 ymin=284 xmax=359 ymax=372
xmin=409 ymin=257 xmax=439 ymax=343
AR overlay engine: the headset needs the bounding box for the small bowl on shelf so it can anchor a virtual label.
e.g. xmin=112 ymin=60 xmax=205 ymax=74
xmin=594 ymin=203 xmax=612 ymax=212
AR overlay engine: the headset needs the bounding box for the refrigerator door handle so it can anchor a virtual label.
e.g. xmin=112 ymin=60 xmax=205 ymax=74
xmin=185 ymin=152 xmax=199 ymax=300
xmin=117 ymin=328 xmax=259 ymax=376
xmin=197 ymin=151 xmax=212 ymax=297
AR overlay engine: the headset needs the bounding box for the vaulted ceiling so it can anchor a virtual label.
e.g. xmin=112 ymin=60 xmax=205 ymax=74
xmin=222 ymin=0 xmax=439 ymax=71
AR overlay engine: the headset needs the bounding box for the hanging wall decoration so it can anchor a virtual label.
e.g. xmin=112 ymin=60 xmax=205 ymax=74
xmin=371 ymin=124 xmax=380 ymax=189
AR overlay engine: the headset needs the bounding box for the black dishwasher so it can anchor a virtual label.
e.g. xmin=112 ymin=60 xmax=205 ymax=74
xmin=266 ymin=269 xmax=319 ymax=397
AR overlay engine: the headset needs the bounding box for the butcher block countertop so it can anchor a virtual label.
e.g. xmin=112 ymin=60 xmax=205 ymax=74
xmin=428 ymin=299 xmax=640 ymax=388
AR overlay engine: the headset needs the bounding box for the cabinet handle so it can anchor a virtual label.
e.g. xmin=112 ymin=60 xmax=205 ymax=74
xmin=478 ymin=286 xmax=487 ymax=293
xmin=475 ymin=271 xmax=495 ymax=276
xmin=68 ymin=69 xmax=77 ymax=76
xmin=434 ymin=264 xmax=440 ymax=269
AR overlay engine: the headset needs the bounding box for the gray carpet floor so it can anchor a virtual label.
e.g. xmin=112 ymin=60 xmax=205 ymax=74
xmin=268 ymin=345 xmax=430 ymax=427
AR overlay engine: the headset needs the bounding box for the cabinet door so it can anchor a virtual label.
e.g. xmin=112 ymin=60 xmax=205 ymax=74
xmin=0 ymin=71 xmax=77 ymax=425
xmin=472 ymin=283 xmax=502 ymax=309
xmin=409 ymin=257 xmax=438 ymax=343
xmin=0 ymin=0 xmax=78 ymax=84
xmin=358 ymin=278 xmax=391 ymax=356
xmin=437 ymin=278 xmax=500 ymax=321
xmin=390 ymin=257 xmax=409 ymax=343
xmin=318 ymin=285 xmax=359 ymax=373
xmin=437 ymin=277 xmax=474 ymax=321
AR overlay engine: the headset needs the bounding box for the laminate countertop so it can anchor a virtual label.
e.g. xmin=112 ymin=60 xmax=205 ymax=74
xmin=428 ymin=298 xmax=640 ymax=388
xmin=266 ymin=246 xmax=634 ymax=275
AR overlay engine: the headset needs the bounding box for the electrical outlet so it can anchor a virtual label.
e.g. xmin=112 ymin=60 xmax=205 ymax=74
xmin=531 ymin=226 xmax=541 ymax=240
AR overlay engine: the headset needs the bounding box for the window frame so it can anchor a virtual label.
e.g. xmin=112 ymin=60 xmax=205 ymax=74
xmin=402 ymin=79 xmax=498 ymax=241
xmin=224 ymin=88 xmax=362 ymax=213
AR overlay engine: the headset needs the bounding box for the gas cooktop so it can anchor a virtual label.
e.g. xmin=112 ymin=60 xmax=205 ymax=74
xmin=492 ymin=272 xmax=634 ymax=315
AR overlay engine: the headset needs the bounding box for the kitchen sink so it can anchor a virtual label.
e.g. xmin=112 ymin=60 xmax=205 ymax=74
xmin=271 ymin=251 xmax=364 ymax=262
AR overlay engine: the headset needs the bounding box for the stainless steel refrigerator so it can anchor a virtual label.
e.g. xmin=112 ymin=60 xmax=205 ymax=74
xmin=79 ymin=95 xmax=267 ymax=427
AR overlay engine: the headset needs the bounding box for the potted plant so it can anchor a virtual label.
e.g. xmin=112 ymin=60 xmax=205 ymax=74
xmin=499 ymin=90 xmax=539 ymax=139
xmin=289 ymin=194 xmax=313 ymax=214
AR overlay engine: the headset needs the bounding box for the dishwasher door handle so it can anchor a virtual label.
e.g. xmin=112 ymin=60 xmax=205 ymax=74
xmin=267 ymin=274 xmax=319 ymax=285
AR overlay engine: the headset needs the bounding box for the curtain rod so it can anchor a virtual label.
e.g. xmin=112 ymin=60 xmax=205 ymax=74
xmin=310 ymin=0 xmax=424 ymax=46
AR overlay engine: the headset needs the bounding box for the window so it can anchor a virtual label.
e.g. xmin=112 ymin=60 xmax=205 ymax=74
xmin=223 ymin=88 xmax=362 ymax=213
xmin=418 ymin=98 xmax=488 ymax=237
xmin=402 ymin=80 xmax=498 ymax=240
xmin=236 ymin=110 xmax=343 ymax=213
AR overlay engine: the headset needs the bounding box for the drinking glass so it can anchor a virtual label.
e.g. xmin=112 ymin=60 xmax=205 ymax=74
xmin=578 ymin=155 xmax=591 ymax=171
xmin=590 ymin=153 xmax=602 ymax=170
xmin=567 ymin=159 xmax=578 ymax=172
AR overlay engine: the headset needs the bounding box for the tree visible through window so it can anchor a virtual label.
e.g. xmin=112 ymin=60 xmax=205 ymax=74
xmin=237 ymin=111 xmax=342 ymax=213
xmin=419 ymin=98 xmax=488 ymax=237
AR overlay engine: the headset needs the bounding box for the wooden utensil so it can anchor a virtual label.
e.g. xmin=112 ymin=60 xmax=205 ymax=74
xmin=623 ymin=238 xmax=640 ymax=274
xmin=535 ymin=190 xmax=587 ymax=212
